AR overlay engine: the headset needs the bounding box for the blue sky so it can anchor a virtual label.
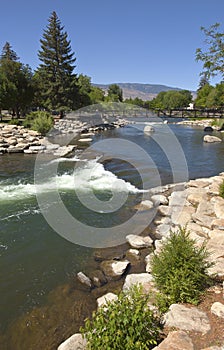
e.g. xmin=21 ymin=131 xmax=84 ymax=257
xmin=0 ymin=0 xmax=223 ymax=91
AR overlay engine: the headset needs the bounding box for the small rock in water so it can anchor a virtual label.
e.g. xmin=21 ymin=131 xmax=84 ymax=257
xmin=126 ymin=234 xmax=153 ymax=249
xmin=77 ymin=271 xmax=92 ymax=289
xmin=144 ymin=125 xmax=155 ymax=133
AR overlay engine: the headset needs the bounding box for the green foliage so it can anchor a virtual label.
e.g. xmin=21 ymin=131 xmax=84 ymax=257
xmin=151 ymin=227 xmax=214 ymax=310
xmin=149 ymin=90 xmax=192 ymax=110
xmin=219 ymin=180 xmax=224 ymax=198
xmin=195 ymin=82 xmax=224 ymax=109
xmin=0 ymin=43 xmax=34 ymax=116
xmin=81 ymin=285 xmax=160 ymax=350
xmin=107 ymin=84 xmax=123 ymax=102
xmin=36 ymin=11 xmax=78 ymax=113
xmin=194 ymin=84 xmax=214 ymax=108
xmin=8 ymin=118 xmax=21 ymax=126
xmin=196 ymin=23 xmax=224 ymax=80
xmin=24 ymin=111 xmax=53 ymax=135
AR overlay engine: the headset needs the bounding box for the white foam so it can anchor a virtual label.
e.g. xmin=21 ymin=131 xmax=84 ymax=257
xmin=0 ymin=159 xmax=143 ymax=202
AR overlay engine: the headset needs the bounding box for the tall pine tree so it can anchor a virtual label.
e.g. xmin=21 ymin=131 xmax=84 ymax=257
xmin=37 ymin=11 xmax=78 ymax=115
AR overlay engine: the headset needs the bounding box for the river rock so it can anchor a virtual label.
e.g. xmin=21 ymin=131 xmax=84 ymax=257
xmin=77 ymin=272 xmax=92 ymax=289
xmin=211 ymin=302 xmax=224 ymax=318
xmin=100 ymin=260 xmax=130 ymax=280
xmin=163 ymin=304 xmax=211 ymax=334
xmin=211 ymin=218 xmax=224 ymax=230
xmin=211 ymin=196 xmax=224 ymax=219
xmin=126 ymin=234 xmax=153 ymax=249
xmin=158 ymin=205 xmax=171 ymax=216
xmin=57 ymin=333 xmax=86 ymax=350
xmin=125 ymin=249 xmax=140 ymax=263
xmin=123 ymin=273 xmax=153 ymax=290
xmin=29 ymin=145 xmax=46 ymax=152
xmin=192 ymin=199 xmax=215 ymax=229
xmin=151 ymin=194 xmax=168 ymax=206
xmin=145 ymin=254 xmax=153 ymax=273
xmin=97 ymin=292 xmax=118 ymax=309
xmin=144 ymin=125 xmax=155 ymax=133
xmin=135 ymin=200 xmax=154 ymax=211
xmin=78 ymin=138 xmax=92 ymax=142
xmin=155 ymin=223 xmax=171 ymax=239
xmin=203 ymin=135 xmax=222 ymax=143
xmin=204 ymin=126 xmax=214 ymax=132
xmin=171 ymin=205 xmax=195 ymax=226
xmin=88 ymin=269 xmax=107 ymax=287
xmin=152 ymin=330 xmax=194 ymax=350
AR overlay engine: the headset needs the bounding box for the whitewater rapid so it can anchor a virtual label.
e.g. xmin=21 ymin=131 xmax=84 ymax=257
xmin=0 ymin=157 xmax=142 ymax=203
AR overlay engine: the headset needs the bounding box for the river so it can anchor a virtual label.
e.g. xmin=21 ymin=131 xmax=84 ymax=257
xmin=0 ymin=118 xmax=224 ymax=349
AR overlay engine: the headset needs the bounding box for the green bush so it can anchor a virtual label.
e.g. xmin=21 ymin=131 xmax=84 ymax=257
xmin=219 ymin=180 xmax=224 ymax=198
xmin=151 ymin=227 xmax=213 ymax=311
xmin=211 ymin=118 xmax=224 ymax=129
xmin=80 ymin=285 xmax=161 ymax=350
xmin=8 ymin=118 xmax=21 ymax=126
xmin=23 ymin=111 xmax=53 ymax=135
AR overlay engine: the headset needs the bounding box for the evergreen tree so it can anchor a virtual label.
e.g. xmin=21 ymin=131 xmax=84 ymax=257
xmin=1 ymin=42 xmax=19 ymax=61
xmin=0 ymin=42 xmax=33 ymax=116
xmin=37 ymin=11 xmax=78 ymax=115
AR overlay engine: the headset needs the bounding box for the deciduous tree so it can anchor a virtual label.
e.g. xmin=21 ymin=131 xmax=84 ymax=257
xmin=196 ymin=23 xmax=224 ymax=80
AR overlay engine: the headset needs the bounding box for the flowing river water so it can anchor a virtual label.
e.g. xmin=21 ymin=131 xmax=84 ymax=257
xmin=0 ymin=118 xmax=224 ymax=349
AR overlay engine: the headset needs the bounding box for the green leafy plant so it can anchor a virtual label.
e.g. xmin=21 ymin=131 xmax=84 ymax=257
xmin=23 ymin=111 xmax=53 ymax=135
xmin=219 ymin=180 xmax=224 ymax=198
xmin=151 ymin=227 xmax=214 ymax=311
xmin=80 ymin=285 xmax=161 ymax=350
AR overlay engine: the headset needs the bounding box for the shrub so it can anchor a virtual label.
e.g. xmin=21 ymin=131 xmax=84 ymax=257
xmin=219 ymin=180 xmax=224 ymax=198
xmin=80 ymin=285 xmax=161 ymax=350
xmin=211 ymin=118 xmax=224 ymax=130
xmin=23 ymin=111 xmax=53 ymax=135
xmin=8 ymin=118 xmax=21 ymax=126
xmin=151 ymin=227 xmax=214 ymax=311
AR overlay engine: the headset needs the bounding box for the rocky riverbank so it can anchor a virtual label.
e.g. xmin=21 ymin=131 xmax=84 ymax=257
xmin=0 ymin=117 xmax=129 ymax=156
xmin=58 ymin=172 xmax=224 ymax=350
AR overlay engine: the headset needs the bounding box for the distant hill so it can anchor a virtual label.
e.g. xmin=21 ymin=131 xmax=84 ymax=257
xmin=93 ymin=82 xmax=190 ymax=101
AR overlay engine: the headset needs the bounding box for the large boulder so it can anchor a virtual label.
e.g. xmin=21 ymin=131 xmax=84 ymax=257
xmin=163 ymin=304 xmax=211 ymax=334
xmin=152 ymin=330 xmax=194 ymax=350
xmin=203 ymin=135 xmax=222 ymax=143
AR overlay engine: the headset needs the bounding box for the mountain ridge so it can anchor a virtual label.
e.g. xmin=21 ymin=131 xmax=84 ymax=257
xmin=93 ymin=82 xmax=195 ymax=101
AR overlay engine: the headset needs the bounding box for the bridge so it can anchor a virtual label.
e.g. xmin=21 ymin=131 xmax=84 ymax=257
xmin=154 ymin=108 xmax=224 ymax=118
